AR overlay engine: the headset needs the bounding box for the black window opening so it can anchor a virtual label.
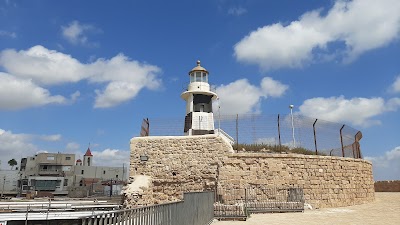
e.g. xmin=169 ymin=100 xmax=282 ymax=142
xmin=193 ymin=94 xmax=212 ymax=113
xmin=81 ymin=170 xmax=84 ymax=174
xmin=184 ymin=112 xmax=193 ymax=132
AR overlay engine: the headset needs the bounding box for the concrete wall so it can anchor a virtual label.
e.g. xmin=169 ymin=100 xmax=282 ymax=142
xmin=74 ymin=165 xmax=125 ymax=186
xmin=0 ymin=170 xmax=19 ymax=195
xmin=127 ymin=135 xmax=374 ymax=208
xmin=375 ymin=180 xmax=400 ymax=192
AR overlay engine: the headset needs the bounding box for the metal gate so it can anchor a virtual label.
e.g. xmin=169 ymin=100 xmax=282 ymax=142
xmin=214 ymin=186 xmax=304 ymax=220
xmin=245 ymin=186 xmax=304 ymax=213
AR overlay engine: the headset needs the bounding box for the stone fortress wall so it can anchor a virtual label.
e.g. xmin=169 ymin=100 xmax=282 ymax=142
xmin=127 ymin=135 xmax=374 ymax=209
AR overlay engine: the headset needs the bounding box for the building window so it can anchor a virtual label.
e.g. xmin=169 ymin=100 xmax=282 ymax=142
xmin=31 ymin=157 xmax=35 ymax=161
xmin=116 ymin=175 xmax=119 ymax=178
xmin=65 ymin=157 xmax=71 ymax=160
xmin=103 ymin=171 xmax=106 ymax=175
xmin=81 ymin=170 xmax=84 ymax=174
xmin=47 ymin=156 xmax=55 ymax=160
xmin=64 ymin=179 xmax=68 ymax=186
xmin=87 ymin=157 xmax=91 ymax=166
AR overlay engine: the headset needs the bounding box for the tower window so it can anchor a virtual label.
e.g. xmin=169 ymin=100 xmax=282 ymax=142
xmin=203 ymin=73 xmax=208 ymax=82
xmin=87 ymin=157 xmax=91 ymax=166
xmin=81 ymin=170 xmax=84 ymax=174
xmin=195 ymin=72 xmax=202 ymax=82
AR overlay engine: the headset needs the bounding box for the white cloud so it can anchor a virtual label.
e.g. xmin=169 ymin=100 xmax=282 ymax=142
xmin=61 ymin=20 xmax=100 ymax=46
xmin=0 ymin=46 xmax=86 ymax=85
xmin=0 ymin=45 xmax=162 ymax=108
xmin=390 ymin=75 xmax=400 ymax=93
xmin=215 ymin=77 xmax=288 ymax=115
xmin=260 ymin=77 xmax=289 ymax=97
xmin=0 ymin=129 xmax=38 ymax=170
xmin=298 ymin=96 xmax=400 ymax=127
xmin=0 ymin=30 xmax=16 ymax=38
xmin=66 ymin=142 xmax=80 ymax=151
xmin=70 ymin=91 xmax=80 ymax=102
xmin=365 ymin=146 xmax=400 ymax=180
xmin=234 ymin=0 xmax=400 ymax=70
xmin=91 ymin=148 xmax=130 ymax=167
xmin=0 ymin=72 xmax=66 ymax=110
xmin=94 ymin=81 xmax=142 ymax=108
xmin=228 ymin=7 xmax=247 ymax=16
xmin=40 ymin=134 xmax=62 ymax=142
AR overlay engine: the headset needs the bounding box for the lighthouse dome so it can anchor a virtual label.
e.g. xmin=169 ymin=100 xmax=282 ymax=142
xmin=189 ymin=60 xmax=208 ymax=75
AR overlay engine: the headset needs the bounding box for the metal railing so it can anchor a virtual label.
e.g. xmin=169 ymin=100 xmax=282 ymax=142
xmin=214 ymin=187 xmax=304 ymax=220
xmin=140 ymin=114 xmax=363 ymax=158
xmin=80 ymin=191 xmax=214 ymax=225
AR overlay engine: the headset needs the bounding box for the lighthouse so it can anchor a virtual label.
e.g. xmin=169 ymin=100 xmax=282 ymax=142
xmin=181 ymin=60 xmax=218 ymax=135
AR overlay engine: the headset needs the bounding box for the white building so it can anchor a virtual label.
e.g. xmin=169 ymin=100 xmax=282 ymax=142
xmin=73 ymin=148 xmax=126 ymax=187
xmin=18 ymin=149 xmax=126 ymax=196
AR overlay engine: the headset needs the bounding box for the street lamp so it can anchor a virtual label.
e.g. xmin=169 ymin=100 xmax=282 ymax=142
xmin=289 ymin=104 xmax=296 ymax=149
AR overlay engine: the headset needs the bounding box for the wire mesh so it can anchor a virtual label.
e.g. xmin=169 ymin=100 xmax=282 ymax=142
xmin=140 ymin=114 xmax=362 ymax=159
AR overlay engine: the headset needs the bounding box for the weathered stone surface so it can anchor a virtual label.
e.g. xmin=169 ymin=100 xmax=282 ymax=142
xmin=125 ymin=134 xmax=374 ymax=209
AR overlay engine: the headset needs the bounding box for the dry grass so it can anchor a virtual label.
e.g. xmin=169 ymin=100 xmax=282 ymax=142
xmin=233 ymin=143 xmax=323 ymax=156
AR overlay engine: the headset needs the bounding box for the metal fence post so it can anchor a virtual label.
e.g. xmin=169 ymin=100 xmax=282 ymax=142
xmin=236 ymin=114 xmax=239 ymax=152
xmin=277 ymin=114 xmax=281 ymax=150
xmin=340 ymin=124 xmax=345 ymax=157
xmin=313 ymin=119 xmax=318 ymax=155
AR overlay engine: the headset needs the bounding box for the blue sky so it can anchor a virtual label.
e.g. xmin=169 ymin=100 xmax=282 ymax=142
xmin=0 ymin=0 xmax=399 ymax=180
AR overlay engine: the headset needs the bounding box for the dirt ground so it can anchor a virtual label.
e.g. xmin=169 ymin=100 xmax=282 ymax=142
xmin=212 ymin=192 xmax=400 ymax=225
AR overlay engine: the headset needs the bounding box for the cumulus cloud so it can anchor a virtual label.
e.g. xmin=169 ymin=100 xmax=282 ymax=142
xmin=389 ymin=75 xmax=400 ymax=93
xmin=228 ymin=7 xmax=247 ymax=16
xmin=234 ymin=0 xmax=400 ymax=70
xmin=365 ymin=146 xmax=400 ymax=180
xmin=0 ymin=46 xmax=86 ymax=85
xmin=0 ymin=45 xmax=162 ymax=108
xmin=0 ymin=72 xmax=66 ymax=110
xmin=0 ymin=129 xmax=38 ymax=170
xmin=298 ymin=96 xmax=400 ymax=127
xmin=91 ymin=148 xmax=130 ymax=168
xmin=215 ymin=77 xmax=288 ymax=115
xmin=61 ymin=20 xmax=100 ymax=46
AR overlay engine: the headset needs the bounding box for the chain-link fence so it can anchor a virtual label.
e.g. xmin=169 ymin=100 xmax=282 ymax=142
xmin=139 ymin=114 xmax=362 ymax=158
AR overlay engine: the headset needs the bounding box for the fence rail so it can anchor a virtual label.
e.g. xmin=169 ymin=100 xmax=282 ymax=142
xmin=80 ymin=191 xmax=214 ymax=225
xmin=214 ymin=187 xmax=304 ymax=220
xmin=140 ymin=114 xmax=363 ymax=158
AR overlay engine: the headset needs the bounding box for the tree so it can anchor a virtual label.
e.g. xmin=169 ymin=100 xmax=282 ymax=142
xmin=8 ymin=159 xmax=17 ymax=170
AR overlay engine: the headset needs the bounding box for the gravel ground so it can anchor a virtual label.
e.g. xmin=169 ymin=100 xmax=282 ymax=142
xmin=212 ymin=192 xmax=400 ymax=225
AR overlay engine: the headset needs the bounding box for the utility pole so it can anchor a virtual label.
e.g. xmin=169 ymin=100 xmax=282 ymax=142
xmin=109 ymin=179 xmax=113 ymax=197
xmin=1 ymin=176 xmax=5 ymax=198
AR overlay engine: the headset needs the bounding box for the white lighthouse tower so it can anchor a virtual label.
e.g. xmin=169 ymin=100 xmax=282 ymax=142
xmin=181 ymin=60 xmax=218 ymax=135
